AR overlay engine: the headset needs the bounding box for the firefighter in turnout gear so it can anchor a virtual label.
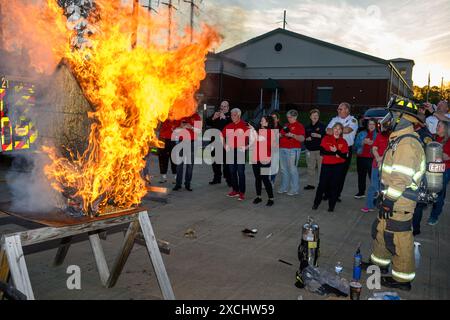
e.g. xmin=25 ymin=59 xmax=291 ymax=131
xmin=365 ymin=95 xmax=426 ymax=291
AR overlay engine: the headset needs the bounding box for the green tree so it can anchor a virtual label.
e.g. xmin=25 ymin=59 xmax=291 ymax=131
xmin=413 ymin=84 xmax=449 ymax=104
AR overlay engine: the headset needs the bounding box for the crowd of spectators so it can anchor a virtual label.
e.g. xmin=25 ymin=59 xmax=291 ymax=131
xmin=146 ymin=99 xmax=449 ymax=232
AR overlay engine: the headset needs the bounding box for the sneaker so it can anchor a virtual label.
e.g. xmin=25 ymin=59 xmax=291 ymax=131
xmin=427 ymin=219 xmax=438 ymax=226
xmin=360 ymin=207 xmax=369 ymax=213
xmin=227 ymin=191 xmax=239 ymax=198
xmin=304 ymin=185 xmax=315 ymax=190
xmin=173 ymin=185 xmax=181 ymax=191
xmin=266 ymin=199 xmax=274 ymax=207
xmin=185 ymin=186 xmax=193 ymax=192
xmin=312 ymin=204 xmax=319 ymax=210
xmin=328 ymin=207 xmax=334 ymax=212
xmin=354 ymin=193 xmax=366 ymax=199
xmin=287 ymin=192 xmax=299 ymax=196
xmin=238 ymin=193 xmax=245 ymax=201
xmin=278 ymin=190 xmax=287 ymax=194
xmin=253 ymin=197 xmax=262 ymax=204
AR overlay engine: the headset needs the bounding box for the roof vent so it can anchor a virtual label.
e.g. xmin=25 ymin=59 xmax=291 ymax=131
xmin=274 ymin=43 xmax=283 ymax=52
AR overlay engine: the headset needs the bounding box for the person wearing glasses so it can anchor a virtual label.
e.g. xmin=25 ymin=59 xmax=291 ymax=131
xmin=326 ymin=102 xmax=358 ymax=202
xmin=206 ymin=101 xmax=232 ymax=186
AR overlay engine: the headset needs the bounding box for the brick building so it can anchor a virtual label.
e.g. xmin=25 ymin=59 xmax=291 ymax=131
xmin=199 ymin=28 xmax=413 ymax=114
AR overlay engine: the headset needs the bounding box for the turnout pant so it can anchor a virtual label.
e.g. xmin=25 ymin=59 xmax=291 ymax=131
xmin=356 ymin=156 xmax=373 ymax=195
xmin=252 ymin=162 xmax=274 ymax=199
xmin=158 ymin=138 xmax=177 ymax=175
xmin=337 ymin=146 xmax=353 ymax=198
xmin=370 ymin=212 xmax=415 ymax=283
xmin=313 ymin=163 xmax=345 ymax=210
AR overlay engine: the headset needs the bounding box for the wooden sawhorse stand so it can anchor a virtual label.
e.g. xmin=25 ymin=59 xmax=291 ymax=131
xmin=0 ymin=210 xmax=175 ymax=300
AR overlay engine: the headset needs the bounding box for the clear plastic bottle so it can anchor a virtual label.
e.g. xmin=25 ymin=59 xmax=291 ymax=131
xmin=414 ymin=241 xmax=421 ymax=268
xmin=335 ymin=261 xmax=343 ymax=276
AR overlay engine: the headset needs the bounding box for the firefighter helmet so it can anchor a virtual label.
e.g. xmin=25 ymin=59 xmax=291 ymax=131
xmin=387 ymin=95 xmax=424 ymax=123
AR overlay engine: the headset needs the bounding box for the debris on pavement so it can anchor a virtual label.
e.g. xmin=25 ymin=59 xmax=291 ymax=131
xmin=299 ymin=266 xmax=350 ymax=298
xmin=368 ymin=291 xmax=401 ymax=300
xmin=184 ymin=228 xmax=197 ymax=239
xmin=278 ymin=259 xmax=294 ymax=266
xmin=241 ymin=228 xmax=258 ymax=237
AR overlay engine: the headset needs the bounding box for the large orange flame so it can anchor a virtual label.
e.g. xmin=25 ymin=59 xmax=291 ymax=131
xmin=3 ymin=0 xmax=220 ymax=214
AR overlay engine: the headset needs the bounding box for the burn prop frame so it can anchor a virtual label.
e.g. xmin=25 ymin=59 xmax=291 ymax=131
xmin=0 ymin=210 xmax=175 ymax=300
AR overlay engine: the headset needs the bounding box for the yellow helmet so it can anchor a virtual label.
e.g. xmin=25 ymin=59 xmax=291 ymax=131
xmin=387 ymin=95 xmax=424 ymax=123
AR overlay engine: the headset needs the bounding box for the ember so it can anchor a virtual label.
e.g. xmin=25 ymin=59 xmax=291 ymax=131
xmin=3 ymin=0 xmax=220 ymax=216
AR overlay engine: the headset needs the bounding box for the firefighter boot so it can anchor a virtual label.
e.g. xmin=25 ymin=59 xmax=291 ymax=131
xmin=361 ymin=260 xmax=389 ymax=274
xmin=381 ymin=276 xmax=412 ymax=291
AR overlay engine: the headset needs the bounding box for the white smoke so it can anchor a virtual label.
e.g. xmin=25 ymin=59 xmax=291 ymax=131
xmin=6 ymin=152 xmax=65 ymax=213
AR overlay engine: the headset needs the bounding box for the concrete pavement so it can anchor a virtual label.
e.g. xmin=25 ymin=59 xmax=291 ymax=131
xmin=0 ymin=159 xmax=449 ymax=300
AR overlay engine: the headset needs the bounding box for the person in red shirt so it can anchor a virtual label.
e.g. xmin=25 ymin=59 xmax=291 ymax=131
xmin=278 ymin=110 xmax=305 ymax=196
xmin=156 ymin=119 xmax=180 ymax=183
xmin=312 ymin=122 xmax=349 ymax=212
xmin=361 ymin=126 xmax=390 ymax=213
xmin=173 ymin=112 xmax=202 ymax=191
xmin=354 ymin=119 xmax=378 ymax=199
xmin=222 ymin=108 xmax=249 ymax=201
xmin=428 ymin=120 xmax=450 ymax=225
xmin=249 ymin=115 xmax=275 ymax=206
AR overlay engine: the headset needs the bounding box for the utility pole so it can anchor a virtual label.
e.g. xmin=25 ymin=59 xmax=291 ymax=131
xmin=183 ymin=0 xmax=202 ymax=43
xmin=161 ymin=0 xmax=179 ymax=50
xmin=141 ymin=0 xmax=159 ymax=46
xmin=441 ymin=77 xmax=444 ymax=100
xmin=131 ymin=0 xmax=140 ymax=49
xmin=277 ymin=10 xmax=288 ymax=30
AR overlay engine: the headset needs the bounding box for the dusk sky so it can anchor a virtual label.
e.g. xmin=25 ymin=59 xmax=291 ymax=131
xmin=190 ymin=0 xmax=450 ymax=87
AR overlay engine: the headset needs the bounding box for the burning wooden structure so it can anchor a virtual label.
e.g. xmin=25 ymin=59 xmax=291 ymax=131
xmin=38 ymin=59 xmax=93 ymax=157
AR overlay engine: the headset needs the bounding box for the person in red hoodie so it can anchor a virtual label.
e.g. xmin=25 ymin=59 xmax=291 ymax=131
xmin=156 ymin=118 xmax=180 ymax=183
xmin=222 ymin=108 xmax=249 ymax=201
xmin=173 ymin=112 xmax=202 ymax=192
xmin=312 ymin=122 xmax=349 ymax=212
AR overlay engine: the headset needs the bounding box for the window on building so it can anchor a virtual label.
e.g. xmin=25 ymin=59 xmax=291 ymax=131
xmin=400 ymin=68 xmax=407 ymax=77
xmin=316 ymin=87 xmax=333 ymax=105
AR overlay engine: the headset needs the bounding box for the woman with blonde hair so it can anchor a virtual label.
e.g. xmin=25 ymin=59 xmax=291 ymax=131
xmin=312 ymin=122 xmax=349 ymax=212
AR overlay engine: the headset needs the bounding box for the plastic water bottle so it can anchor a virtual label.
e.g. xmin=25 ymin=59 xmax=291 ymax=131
xmin=353 ymin=247 xmax=362 ymax=281
xmin=414 ymin=242 xmax=421 ymax=268
xmin=335 ymin=261 xmax=343 ymax=276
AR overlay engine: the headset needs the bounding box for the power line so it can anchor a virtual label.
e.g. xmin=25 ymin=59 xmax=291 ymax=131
xmin=141 ymin=0 xmax=160 ymax=13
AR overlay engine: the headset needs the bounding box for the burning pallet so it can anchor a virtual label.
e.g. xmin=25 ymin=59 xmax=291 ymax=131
xmin=0 ymin=204 xmax=174 ymax=300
